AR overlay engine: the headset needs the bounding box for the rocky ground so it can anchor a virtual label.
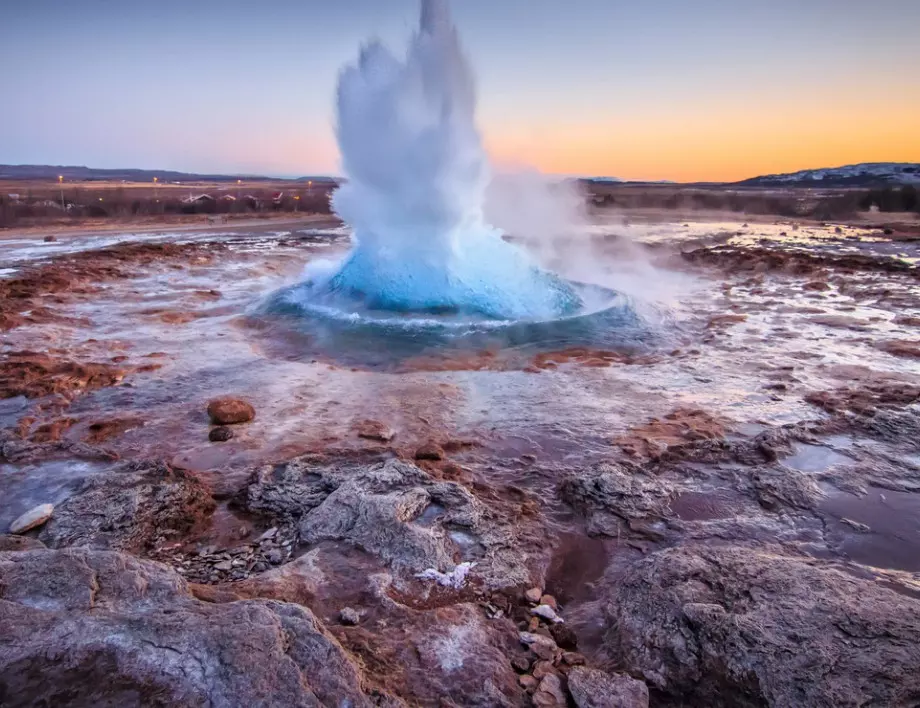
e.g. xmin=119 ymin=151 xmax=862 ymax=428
xmin=1 ymin=218 xmax=919 ymax=706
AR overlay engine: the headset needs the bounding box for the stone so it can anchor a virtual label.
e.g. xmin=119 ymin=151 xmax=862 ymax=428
xmin=355 ymin=419 xmax=395 ymax=442
xmin=240 ymin=456 xmax=541 ymax=588
xmin=206 ymin=397 xmax=255 ymax=425
xmin=9 ymin=504 xmax=53 ymax=534
xmin=511 ymin=655 xmax=532 ymax=673
xmin=549 ymin=622 xmax=578 ymax=651
xmin=540 ymin=594 xmax=558 ymax=609
xmin=532 ymin=660 xmax=556 ymax=680
xmin=533 ymin=674 xmax=567 ymax=707
xmin=39 ymin=461 xmax=215 ymax=553
xmin=0 ymin=549 xmax=381 ymax=706
xmin=213 ymin=560 xmax=233 ymax=571
xmin=520 ymin=632 xmax=558 ymax=661
xmin=209 ymin=426 xmax=234 ymax=442
xmin=568 ymin=667 xmax=649 ymax=708
xmin=257 ymin=527 xmax=278 ymax=542
xmin=525 ymin=587 xmax=543 ymax=604
xmin=561 ymin=463 xmax=674 ymax=536
xmin=519 ymin=675 xmax=539 ymax=691
xmin=562 ymin=652 xmax=586 ymax=666
xmin=0 ymin=535 xmax=46 ymax=552
xmin=266 ymin=549 xmax=284 ymax=565
xmin=532 ymin=604 xmax=564 ymax=624
xmin=340 ymin=607 xmax=361 ymax=626
xmin=605 ymin=545 xmax=920 ymax=707
xmin=414 ymin=442 xmax=445 ymax=461
xmin=43 ymin=235 xmax=57 ymax=242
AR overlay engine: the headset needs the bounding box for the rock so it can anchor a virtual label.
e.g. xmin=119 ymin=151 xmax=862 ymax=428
xmin=240 ymin=456 xmax=541 ymax=588
xmin=206 ymin=397 xmax=255 ymax=425
xmin=355 ymin=419 xmax=395 ymax=442
xmin=209 ymin=426 xmax=234 ymax=442
xmin=0 ymin=352 xmax=127 ymax=399
xmin=213 ymin=560 xmax=233 ymax=571
xmin=43 ymin=235 xmax=57 ymax=242
xmin=340 ymin=607 xmax=361 ymax=626
xmin=568 ymin=667 xmax=649 ymax=708
xmin=549 ymin=623 xmax=578 ymax=651
xmin=533 ymin=674 xmax=567 ymax=707
xmin=39 ymin=461 xmax=215 ymax=552
xmin=266 ymin=549 xmax=284 ymax=565
xmin=414 ymin=442 xmax=445 ymax=461
xmin=9 ymin=504 xmax=54 ymax=534
xmin=0 ymin=549 xmax=381 ymax=706
xmin=604 ymin=545 xmax=920 ymax=707
xmin=511 ymin=655 xmax=532 ymax=673
xmin=877 ymin=339 xmax=920 ymax=359
xmin=519 ymin=675 xmax=539 ymax=691
xmin=561 ymin=463 xmax=674 ymax=537
xmin=0 ymin=535 xmax=46 ymax=552
xmin=525 ymin=587 xmax=543 ymax=604
xmin=804 ymin=281 xmax=830 ymax=291
xmin=257 ymin=527 xmax=278 ymax=542
xmin=532 ymin=660 xmax=556 ymax=680
xmin=520 ymin=632 xmax=558 ymax=661
xmin=540 ymin=594 xmax=558 ymax=609
xmin=562 ymin=652 xmax=585 ymax=666
xmin=532 ymin=604 xmax=564 ymax=624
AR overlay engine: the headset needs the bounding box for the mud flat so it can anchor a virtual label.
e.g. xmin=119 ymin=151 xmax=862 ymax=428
xmin=1 ymin=219 xmax=920 ymax=706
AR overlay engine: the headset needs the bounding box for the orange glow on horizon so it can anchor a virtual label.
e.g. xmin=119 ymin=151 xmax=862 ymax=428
xmin=484 ymin=91 xmax=920 ymax=182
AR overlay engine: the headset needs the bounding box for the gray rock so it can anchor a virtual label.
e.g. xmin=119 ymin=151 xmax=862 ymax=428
xmin=605 ymin=545 xmax=920 ymax=707
xmin=568 ymin=667 xmax=649 ymax=708
xmin=9 ymin=504 xmax=53 ymax=534
xmin=241 ymin=456 xmax=542 ymax=588
xmin=39 ymin=461 xmax=215 ymax=552
xmin=0 ymin=548 xmax=387 ymax=707
xmin=561 ymin=463 xmax=674 ymax=536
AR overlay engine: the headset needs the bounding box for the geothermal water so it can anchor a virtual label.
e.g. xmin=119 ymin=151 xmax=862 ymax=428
xmin=280 ymin=0 xmax=615 ymax=322
xmin=266 ymin=0 xmax=642 ymax=365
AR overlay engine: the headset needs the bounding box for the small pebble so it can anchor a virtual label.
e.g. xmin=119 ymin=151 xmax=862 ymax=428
xmin=524 ymin=587 xmax=543 ymax=604
xmin=209 ymin=426 xmax=234 ymax=442
xmin=531 ymin=604 xmax=564 ymax=624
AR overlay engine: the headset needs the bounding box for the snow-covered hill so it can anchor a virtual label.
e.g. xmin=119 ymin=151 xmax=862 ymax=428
xmin=738 ymin=163 xmax=920 ymax=187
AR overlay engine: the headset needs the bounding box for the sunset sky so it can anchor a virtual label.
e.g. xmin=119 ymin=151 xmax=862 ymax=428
xmin=3 ymin=0 xmax=919 ymax=182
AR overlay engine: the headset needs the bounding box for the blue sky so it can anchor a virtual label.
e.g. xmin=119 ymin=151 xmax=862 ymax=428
xmin=3 ymin=0 xmax=919 ymax=180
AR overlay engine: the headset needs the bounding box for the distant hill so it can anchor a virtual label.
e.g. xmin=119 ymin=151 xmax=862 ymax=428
xmin=736 ymin=162 xmax=920 ymax=188
xmin=0 ymin=164 xmax=338 ymax=184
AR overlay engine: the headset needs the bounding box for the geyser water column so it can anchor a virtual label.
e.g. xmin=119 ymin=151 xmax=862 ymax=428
xmin=300 ymin=0 xmax=582 ymax=320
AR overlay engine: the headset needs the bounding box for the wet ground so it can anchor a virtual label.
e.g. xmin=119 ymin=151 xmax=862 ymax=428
xmin=2 ymin=215 xmax=919 ymax=705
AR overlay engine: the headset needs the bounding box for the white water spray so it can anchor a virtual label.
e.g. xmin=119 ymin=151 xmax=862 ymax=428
xmin=303 ymin=0 xmax=581 ymax=320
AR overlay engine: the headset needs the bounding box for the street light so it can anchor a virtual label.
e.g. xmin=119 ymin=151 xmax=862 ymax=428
xmin=294 ymin=195 xmax=300 ymax=212
xmin=58 ymin=175 xmax=65 ymax=211
xmin=153 ymin=176 xmax=159 ymax=201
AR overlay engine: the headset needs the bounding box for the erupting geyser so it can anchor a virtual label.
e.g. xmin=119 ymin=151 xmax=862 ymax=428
xmin=287 ymin=0 xmax=584 ymax=321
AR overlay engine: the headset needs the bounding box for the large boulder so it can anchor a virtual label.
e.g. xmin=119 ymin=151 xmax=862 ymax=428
xmin=605 ymin=545 xmax=920 ymax=707
xmin=0 ymin=548 xmax=385 ymax=707
xmin=39 ymin=461 xmax=215 ymax=552
xmin=239 ymin=456 xmax=543 ymax=588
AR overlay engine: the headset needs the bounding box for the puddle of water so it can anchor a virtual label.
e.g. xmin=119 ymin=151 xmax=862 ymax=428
xmin=784 ymin=443 xmax=851 ymax=473
xmin=821 ymin=488 xmax=920 ymax=572
xmin=544 ymin=532 xmax=614 ymax=605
